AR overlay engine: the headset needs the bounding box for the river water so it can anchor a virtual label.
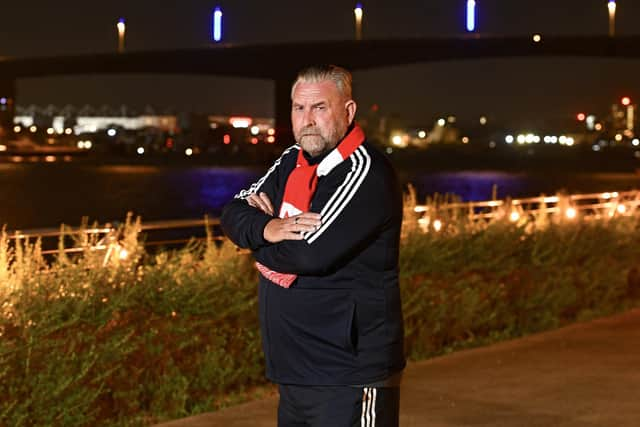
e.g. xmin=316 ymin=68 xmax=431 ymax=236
xmin=1 ymin=163 xmax=639 ymax=230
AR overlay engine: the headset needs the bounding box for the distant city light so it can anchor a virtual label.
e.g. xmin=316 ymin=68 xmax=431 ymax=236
xmin=577 ymin=113 xmax=586 ymax=121
xmin=505 ymin=135 xmax=514 ymax=144
xmin=13 ymin=125 xmax=21 ymax=133
xmin=64 ymin=128 xmax=73 ymax=135
xmin=621 ymin=96 xmax=631 ymax=106
xmin=433 ymin=219 xmax=443 ymax=232
xmin=533 ymin=34 xmax=542 ymax=43
xmin=0 ymin=145 xmax=6 ymax=152
xmin=437 ymin=118 xmax=446 ymax=127
xmin=418 ymin=130 xmax=427 ymax=138
xmin=586 ymin=115 xmax=596 ymax=130
xmin=595 ymin=123 xmax=603 ymax=131
xmin=615 ymin=133 xmax=623 ymax=142
xmin=47 ymin=128 xmax=54 ymax=135
xmin=489 ymin=141 xmax=496 ymax=148
xmin=250 ymin=125 xmax=260 ymax=135
xmin=229 ymin=117 xmax=252 ymax=128
xmin=462 ymin=136 xmax=470 ymax=144
xmin=137 ymin=147 xmax=145 ymax=155
xmin=617 ymin=204 xmax=627 ymax=214
xmin=185 ymin=148 xmax=193 ymax=156
xmin=107 ymin=128 xmax=117 ymax=137
xmin=0 ymin=97 xmax=6 ymax=105
xmin=251 ymin=137 xmax=259 ymax=144
xmin=509 ymin=211 xmax=520 ymax=222
xmin=267 ymin=128 xmax=275 ymax=136
xmin=447 ymin=115 xmax=456 ymax=123
xmin=266 ymin=136 xmax=275 ymax=143
xmin=632 ymin=138 xmax=640 ymax=146
xmin=592 ymin=144 xmax=601 ymax=152
xmin=213 ymin=7 xmax=223 ymax=42
xmin=223 ymin=134 xmax=231 ymax=144
xmin=565 ymin=207 xmax=577 ymax=220
xmin=517 ymin=135 xmax=526 ymax=144
xmin=29 ymin=125 xmax=37 ymax=133
xmin=392 ymin=135 xmax=403 ymax=146
xmin=466 ymin=0 xmax=476 ymax=32
xmin=479 ymin=116 xmax=487 ymax=125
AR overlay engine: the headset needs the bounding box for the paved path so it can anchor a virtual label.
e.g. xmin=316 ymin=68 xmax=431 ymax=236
xmin=155 ymin=308 xmax=640 ymax=426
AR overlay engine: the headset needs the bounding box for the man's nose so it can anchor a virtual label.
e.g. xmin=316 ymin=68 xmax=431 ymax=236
xmin=302 ymin=110 xmax=315 ymax=127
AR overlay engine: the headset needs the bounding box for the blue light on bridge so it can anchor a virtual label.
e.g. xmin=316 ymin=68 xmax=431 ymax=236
xmin=212 ymin=7 xmax=223 ymax=42
xmin=466 ymin=0 xmax=476 ymax=32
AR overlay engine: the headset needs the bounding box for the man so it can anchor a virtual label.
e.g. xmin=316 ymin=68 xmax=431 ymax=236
xmin=221 ymin=65 xmax=405 ymax=427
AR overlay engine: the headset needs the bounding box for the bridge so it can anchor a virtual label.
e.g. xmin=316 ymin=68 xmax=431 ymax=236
xmin=2 ymin=35 xmax=640 ymax=142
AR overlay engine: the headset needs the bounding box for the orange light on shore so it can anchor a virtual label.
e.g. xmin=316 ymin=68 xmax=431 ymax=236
xmin=577 ymin=113 xmax=586 ymax=121
xmin=622 ymin=97 xmax=631 ymax=106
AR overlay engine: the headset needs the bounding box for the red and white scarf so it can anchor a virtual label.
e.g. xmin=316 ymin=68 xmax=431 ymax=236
xmin=256 ymin=124 xmax=365 ymax=288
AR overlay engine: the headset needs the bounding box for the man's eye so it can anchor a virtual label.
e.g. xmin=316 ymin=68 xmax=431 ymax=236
xmin=315 ymin=105 xmax=326 ymax=110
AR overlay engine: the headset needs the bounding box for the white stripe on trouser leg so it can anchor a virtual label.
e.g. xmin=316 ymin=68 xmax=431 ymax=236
xmin=361 ymin=387 xmax=377 ymax=426
xmin=361 ymin=388 xmax=369 ymax=426
xmin=371 ymin=388 xmax=377 ymax=425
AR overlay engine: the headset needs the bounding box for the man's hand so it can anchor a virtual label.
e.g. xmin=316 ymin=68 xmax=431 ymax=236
xmin=263 ymin=213 xmax=322 ymax=243
xmin=246 ymin=192 xmax=321 ymax=243
xmin=246 ymin=192 xmax=275 ymax=216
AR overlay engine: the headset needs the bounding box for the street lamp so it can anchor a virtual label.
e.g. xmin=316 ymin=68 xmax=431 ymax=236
xmin=354 ymin=3 xmax=363 ymax=41
xmin=466 ymin=0 xmax=476 ymax=32
xmin=212 ymin=6 xmax=223 ymax=43
xmin=117 ymin=18 xmax=126 ymax=53
xmin=608 ymin=0 xmax=616 ymax=37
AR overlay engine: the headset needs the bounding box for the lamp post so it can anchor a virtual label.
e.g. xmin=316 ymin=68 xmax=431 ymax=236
xmin=608 ymin=0 xmax=616 ymax=37
xmin=466 ymin=0 xmax=476 ymax=32
xmin=354 ymin=3 xmax=363 ymax=41
xmin=212 ymin=6 xmax=223 ymax=43
xmin=117 ymin=18 xmax=126 ymax=53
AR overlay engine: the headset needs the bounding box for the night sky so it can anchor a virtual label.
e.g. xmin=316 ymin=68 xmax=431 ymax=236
xmin=2 ymin=0 xmax=640 ymax=128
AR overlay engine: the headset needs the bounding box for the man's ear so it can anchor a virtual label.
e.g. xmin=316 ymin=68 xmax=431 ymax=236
xmin=345 ymin=100 xmax=357 ymax=124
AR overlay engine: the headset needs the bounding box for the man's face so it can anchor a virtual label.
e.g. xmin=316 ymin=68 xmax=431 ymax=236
xmin=291 ymin=80 xmax=356 ymax=157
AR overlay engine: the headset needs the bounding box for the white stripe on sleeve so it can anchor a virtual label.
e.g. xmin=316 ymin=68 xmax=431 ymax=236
xmin=234 ymin=144 xmax=299 ymax=199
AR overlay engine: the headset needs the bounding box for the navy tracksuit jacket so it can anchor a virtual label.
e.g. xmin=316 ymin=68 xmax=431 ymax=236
xmin=221 ymin=139 xmax=405 ymax=386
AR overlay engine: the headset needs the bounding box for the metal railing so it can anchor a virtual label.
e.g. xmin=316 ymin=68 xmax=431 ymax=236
xmin=6 ymin=217 xmax=221 ymax=256
xmin=412 ymin=190 xmax=640 ymax=230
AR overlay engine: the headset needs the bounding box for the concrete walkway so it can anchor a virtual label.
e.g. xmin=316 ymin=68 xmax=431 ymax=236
xmin=155 ymin=309 xmax=640 ymax=426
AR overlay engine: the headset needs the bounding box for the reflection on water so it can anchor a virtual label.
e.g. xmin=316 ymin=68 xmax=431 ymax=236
xmin=0 ymin=164 xmax=638 ymax=229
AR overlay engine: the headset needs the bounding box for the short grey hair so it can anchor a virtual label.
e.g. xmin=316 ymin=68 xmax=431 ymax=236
xmin=291 ymin=65 xmax=353 ymax=100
